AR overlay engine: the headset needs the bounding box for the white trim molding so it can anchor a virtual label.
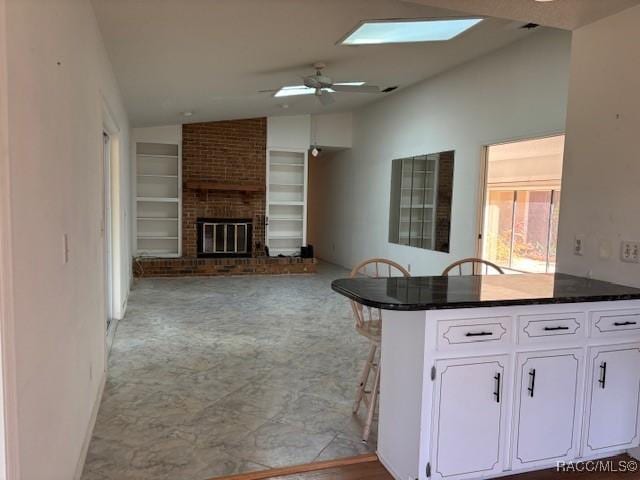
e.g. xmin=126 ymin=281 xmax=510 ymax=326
xmin=0 ymin=0 xmax=20 ymax=476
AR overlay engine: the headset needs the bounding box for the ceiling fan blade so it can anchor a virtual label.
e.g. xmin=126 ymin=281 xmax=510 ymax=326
xmin=318 ymin=91 xmax=335 ymax=106
xmin=330 ymin=84 xmax=381 ymax=94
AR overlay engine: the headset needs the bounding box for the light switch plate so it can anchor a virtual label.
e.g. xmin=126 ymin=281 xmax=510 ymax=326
xmin=574 ymin=235 xmax=585 ymax=256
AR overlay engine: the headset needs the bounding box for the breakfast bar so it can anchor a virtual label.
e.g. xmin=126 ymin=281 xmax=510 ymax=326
xmin=332 ymin=273 xmax=640 ymax=480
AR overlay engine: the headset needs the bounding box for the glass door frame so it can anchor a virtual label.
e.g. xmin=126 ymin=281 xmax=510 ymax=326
xmin=476 ymin=133 xmax=565 ymax=273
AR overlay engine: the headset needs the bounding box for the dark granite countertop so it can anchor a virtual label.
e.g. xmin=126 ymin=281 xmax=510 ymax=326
xmin=331 ymin=273 xmax=640 ymax=311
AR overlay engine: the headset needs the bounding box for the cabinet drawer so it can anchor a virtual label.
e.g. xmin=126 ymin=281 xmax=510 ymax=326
xmin=518 ymin=312 xmax=585 ymax=345
xmin=591 ymin=309 xmax=640 ymax=338
xmin=437 ymin=317 xmax=510 ymax=350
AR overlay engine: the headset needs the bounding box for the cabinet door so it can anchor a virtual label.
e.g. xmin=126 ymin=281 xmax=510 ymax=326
xmin=431 ymin=356 xmax=508 ymax=480
xmin=512 ymin=351 xmax=582 ymax=469
xmin=584 ymin=345 xmax=640 ymax=455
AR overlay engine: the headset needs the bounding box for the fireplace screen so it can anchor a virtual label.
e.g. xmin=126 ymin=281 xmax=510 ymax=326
xmin=197 ymin=219 xmax=252 ymax=257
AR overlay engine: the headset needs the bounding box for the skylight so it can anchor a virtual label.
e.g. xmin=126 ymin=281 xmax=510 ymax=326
xmin=274 ymin=82 xmax=365 ymax=98
xmin=341 ymin=18 xmax=483 ymax=45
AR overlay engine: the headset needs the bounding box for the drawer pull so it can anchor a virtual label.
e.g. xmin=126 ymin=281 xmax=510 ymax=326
xmin=528 ymin=369 xmax=536 ymax=397
xmin=494 ymin=372 xmax=501 ymax=403
xmin=613 ymin=321 xmax=637 ymax=327
xmin=465 ymin=331 xmax=493 ymax=337
xmin=543 ymin=326 xmax=570 ymax=331
xmin=598 ymin=362 xmax=607 ymax=389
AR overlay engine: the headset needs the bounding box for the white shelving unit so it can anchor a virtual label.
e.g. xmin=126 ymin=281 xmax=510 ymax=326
xmin=266 ymin=149 xmax=307 ymax=256
xmin=397 ymin=155 xmax=438 ymax=249
xmin=135 ymin=141 xmax=181 ymax=257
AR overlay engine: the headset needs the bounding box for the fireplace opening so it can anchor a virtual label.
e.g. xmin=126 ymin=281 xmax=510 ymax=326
xmin=197 ymin=218 xmax=253 ymax=258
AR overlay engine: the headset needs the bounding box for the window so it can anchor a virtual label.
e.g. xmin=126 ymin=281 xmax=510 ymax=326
xmin=389 ymin=151 xmax=454 ymax=253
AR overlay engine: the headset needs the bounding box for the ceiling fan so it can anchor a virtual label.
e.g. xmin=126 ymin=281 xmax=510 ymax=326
xmin=260 ymin=62 xmax=382 ymax=106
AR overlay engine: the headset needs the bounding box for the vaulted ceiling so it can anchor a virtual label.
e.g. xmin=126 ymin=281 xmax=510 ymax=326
xmin=406 ymin=0 xmax=640 ymax=30
xmin=91 ymin=0 xmax=638 ymax=127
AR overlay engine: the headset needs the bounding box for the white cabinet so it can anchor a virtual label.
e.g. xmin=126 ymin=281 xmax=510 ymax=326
xmin=377 ymin=301 xmax=640 ymax=480
xmin=266 ymin=149 xmax=307 ymax=256
xmin=431 ymin=356 xmax=508 ymax=480
xmin=584 ymin=344 xmax=640 ymax=455
xmin=512 ymin=350 xmax=582 ymax=468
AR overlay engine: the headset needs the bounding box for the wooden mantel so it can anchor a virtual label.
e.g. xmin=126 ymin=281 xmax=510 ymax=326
xmin=184 ymin=180 xmax=265 ymax=193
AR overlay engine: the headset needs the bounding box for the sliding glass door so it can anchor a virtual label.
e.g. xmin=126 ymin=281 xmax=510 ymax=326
xmin=483 ymin=189 xmax=560 ymax=273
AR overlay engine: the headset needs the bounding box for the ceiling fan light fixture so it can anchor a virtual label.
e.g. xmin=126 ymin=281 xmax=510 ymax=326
xmin=340 ymin=18 xmax=483 ymax=45
xmin=273 ymin=82 xmax=365 ymax=98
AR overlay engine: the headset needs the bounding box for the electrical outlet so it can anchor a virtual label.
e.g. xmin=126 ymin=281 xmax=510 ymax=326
xmin=574 ymin=235 xmax=585 ymax=256
xmin=620 ymin=241 xmax=640 ymax=263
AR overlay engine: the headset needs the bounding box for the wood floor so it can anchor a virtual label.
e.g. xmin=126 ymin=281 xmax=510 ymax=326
xmin=214 ymin=454 xmax=640 ymax=480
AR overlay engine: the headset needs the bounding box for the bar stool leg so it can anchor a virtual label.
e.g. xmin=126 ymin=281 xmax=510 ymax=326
xmin=363 ymin=352 xmax=381 ymax=443
xmin=353 ymin=343 xmax=377 ymax=414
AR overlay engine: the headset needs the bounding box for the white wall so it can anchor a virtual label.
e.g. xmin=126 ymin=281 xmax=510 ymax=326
xmin=311 ymin=112 xmax=353 ymax=149
xmin=309 ymin=29 xmax=571 ymax=274
xmin=267 ymin=115 xmax=311 ymax=150
xmin=4 ymin=0 xmax=130 ymax=478
xmin=556 ymin=4 xmax=640 ymax=286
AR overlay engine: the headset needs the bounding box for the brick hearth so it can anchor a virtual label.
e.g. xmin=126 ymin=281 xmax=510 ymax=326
xmin=134 ymin=257 xmax=316 ymax=278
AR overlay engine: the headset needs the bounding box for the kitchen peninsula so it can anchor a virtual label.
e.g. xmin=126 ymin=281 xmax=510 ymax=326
xmin=332 ymin=273 xmax=640 ymax=480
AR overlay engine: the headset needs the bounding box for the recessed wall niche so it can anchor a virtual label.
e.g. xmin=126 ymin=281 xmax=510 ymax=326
xmin=388 ymin=151 xmax=454 ymax=253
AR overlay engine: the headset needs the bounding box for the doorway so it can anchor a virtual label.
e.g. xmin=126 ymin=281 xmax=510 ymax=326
xmin=103 ymin=132 xmax=114 ymax=330
xmin=479 ymin=135 xmax=565 ymax=273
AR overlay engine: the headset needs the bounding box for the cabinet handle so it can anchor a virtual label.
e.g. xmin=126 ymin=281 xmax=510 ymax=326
xmin=494 ymin=372 xmax=501 ymax=403
xmin=543 ymin=326 xmax=570 ymax=331
xmin=528 ymin=369 xmax=536 ymax=397
xmin=598 ymin=361 xmax=607 ymax=389
xmin=613 ymin=321 xmax=637 ymax=326
xmin=465 ymin=331 xmax=493 ymax=337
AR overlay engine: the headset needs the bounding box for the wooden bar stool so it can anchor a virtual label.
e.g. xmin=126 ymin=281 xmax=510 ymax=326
xmin=442 ymin=257 xmax=504 ymax=276
xmin=349 ymin=258 xmax=411 ymax=442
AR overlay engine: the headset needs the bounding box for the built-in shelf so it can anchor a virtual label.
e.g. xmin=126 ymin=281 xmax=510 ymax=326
xmin=137 ymin=154 xmax=178 ymax=159
xmin=137 ymin=236 xmax=179 ymax=240
xmin=269 ymin=201 xmax=304 ymax=206
xmin=137 ymin=197 xmax=179 ymax=203
xmin=270 ymin=162 xmax=304 ymax=167
xmin=269 ymin=233 xmax=303 ymax=239
xmin=137 ymin=174 xmax=178 ymax=179
xmin=135 ymin=140 xmax=181 ymax=258
xmin=267 ymin=149 xmax=307 ymax=257
xmin=137 ymin=249 xmax=177 ymax=256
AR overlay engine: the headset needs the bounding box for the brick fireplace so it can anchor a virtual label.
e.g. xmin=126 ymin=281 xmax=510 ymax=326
xmin=182 ymin=118 xmax=267 ymax=257
xmin=134 ymin=117 xmax=315 ymax=277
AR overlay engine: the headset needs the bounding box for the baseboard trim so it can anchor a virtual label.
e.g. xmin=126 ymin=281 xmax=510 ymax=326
xmin=106 ymin=315 xmax=121 ymax=356
xmin=207 ymin=453 xmax=378 ymax=480
xmin=377 ymin=451 xmax=402 ymax=480
xmin=72 ymin=370 xmax=106 ymax=480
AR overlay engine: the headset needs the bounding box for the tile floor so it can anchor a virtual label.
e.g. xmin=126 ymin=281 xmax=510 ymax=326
xmin=81 ymin=262 xmax=377 ymax=480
